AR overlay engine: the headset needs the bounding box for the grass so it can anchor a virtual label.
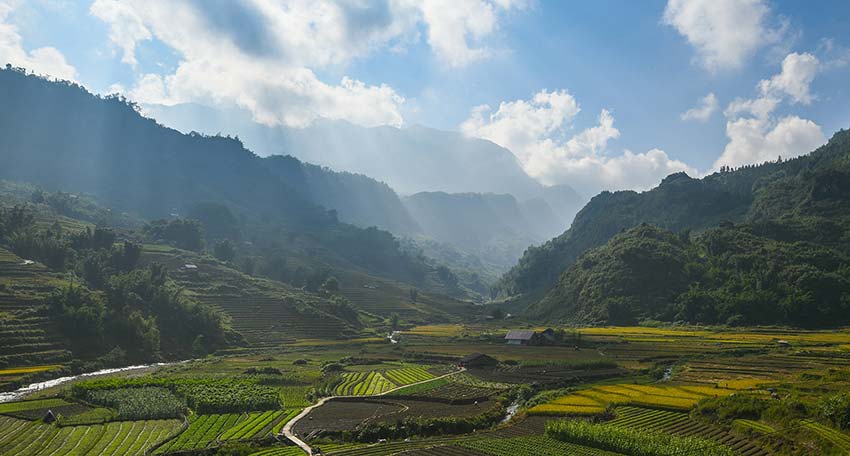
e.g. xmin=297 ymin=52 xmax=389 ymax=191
xmin=459 ymin=435 xmax=621 ymax=456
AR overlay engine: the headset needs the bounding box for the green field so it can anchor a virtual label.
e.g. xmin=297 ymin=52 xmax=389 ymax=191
xmin=0 ymin=415 xmax=180 ymax=456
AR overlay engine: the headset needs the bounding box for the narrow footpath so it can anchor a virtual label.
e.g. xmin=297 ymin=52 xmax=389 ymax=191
xmin=281 ymin=368 xmax=465 ymax=455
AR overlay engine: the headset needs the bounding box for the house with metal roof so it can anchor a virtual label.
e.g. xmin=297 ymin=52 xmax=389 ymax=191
xmin=505 ymin=329 xmax=536 ymax=345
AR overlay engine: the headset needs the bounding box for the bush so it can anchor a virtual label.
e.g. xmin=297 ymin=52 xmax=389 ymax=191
xmin=691 ymin=394 xmax=768 ymax=424
xmin=819 ymin=392 xmax=850 ymax=430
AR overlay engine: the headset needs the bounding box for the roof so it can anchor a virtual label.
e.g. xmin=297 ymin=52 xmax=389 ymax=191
xmin=505 ymin=330 xmax=535 ymax=340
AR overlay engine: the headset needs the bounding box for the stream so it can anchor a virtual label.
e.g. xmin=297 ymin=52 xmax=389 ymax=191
xmin=0 ymin=361 xmax=188 ymax=403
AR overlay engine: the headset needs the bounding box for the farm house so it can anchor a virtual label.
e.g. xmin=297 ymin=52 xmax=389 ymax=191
xmin=505 ymin=330 xmax=536 ymax=345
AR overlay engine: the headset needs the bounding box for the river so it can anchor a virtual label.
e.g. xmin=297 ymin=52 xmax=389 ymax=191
xmin=0 ymin=361 xmax=188 ymax=403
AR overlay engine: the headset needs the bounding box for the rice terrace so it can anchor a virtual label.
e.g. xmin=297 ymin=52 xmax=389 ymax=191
xmin=3 ymin=1 xmax=850 ymax=455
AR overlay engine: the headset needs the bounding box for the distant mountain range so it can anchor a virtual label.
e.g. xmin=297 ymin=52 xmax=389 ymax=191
xmin=144 ymin=102 xmax=585 ymax=272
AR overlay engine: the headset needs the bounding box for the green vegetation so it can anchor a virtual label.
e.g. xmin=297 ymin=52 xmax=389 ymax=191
xmin=83 ymin=387 xmax=185 ymax=420
xmin=546 ymin=419 xmax=736 ymax=456
xmin=155 ymin=414 xmax=243 ymax=453
xmin=459 ymin=435 xmax=621 ymax=456
xmin=384 ymin=366 xmax=435 ymax=385
xmin=500 ymin=129 xmax=850 ymax=329
xmin=0 ymin=416 xmax=180 ymax=456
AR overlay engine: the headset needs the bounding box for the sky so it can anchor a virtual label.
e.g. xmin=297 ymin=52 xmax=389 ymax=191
xmin=1 ymin=0 xmax=849 ymax=195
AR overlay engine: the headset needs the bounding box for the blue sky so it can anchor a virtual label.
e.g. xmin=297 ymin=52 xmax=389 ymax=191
xmin=1 ymin=0 xmax=849 ymax=194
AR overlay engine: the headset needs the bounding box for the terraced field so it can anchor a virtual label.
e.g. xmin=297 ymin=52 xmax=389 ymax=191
xmin=384 ymin=367 xmax=434 ymax=386
xmin=155 ymin=413 xmax=242 ymax=453
xmin=0 ymin=415 xmax=180 ymax=456
xmin=220 ymin=410 xmax=298 ymax=441
xmin=802 ymin=420 xmax=850 ymax=453
xmin=334 ymin=372 xmax=395 ymax=396
xmin=529 ymin=383 xmax=738 ymax=415
xmin=139 ymin=246 xmax=354 ymax=348
xmin=0 ymin=248 xmax=70 ymax=372
xmin=608 ymin=406 xmax=768 ymax=455
xmin=459 ymin=435 xmax=622 ymax=456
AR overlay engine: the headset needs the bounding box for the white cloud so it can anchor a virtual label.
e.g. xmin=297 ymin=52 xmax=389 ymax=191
xmin=89 ymin=0 xmax=151 ymax=67
xmin=662 ymin=0 xmax=781 ymax=72
xmin=91 ymin=0 xmax=414 ymax=128
xmin=417 ymin=0 xmax=526 ymax=67
xmin=0 ymin=0 xmax=76 ymax=80
xmin=90 ymin=0 xmax=525 ymax=128
xmin=757 ymin=52 xmax=819 ymax=104
xmin=681 ymin=92 xmax=718 ymax=121
xmin=461 ymin=90 xmax=696 ymax=195
xmin=714 ymin=52 xmax=825 ymax=169
xmin=716 ymin=115 xmax=824 ymax=169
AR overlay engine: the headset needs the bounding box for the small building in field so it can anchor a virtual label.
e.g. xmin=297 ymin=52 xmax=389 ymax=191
xmin=505 ymin=330 xmax=536 ymax=345
xmin=459 ymin=353 xmax=499 ymax=368
xmin=777 ymin=339 xmax=791 ymax=348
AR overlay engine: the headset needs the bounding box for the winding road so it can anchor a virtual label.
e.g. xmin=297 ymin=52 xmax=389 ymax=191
xmin=281 ymin=368 xmax=465 ymax=455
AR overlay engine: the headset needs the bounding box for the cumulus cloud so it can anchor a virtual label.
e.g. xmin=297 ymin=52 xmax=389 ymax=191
xmin=757 ymin=52 xmax=819 ymax=104
xmin=418 ymin=0 xmax=527 ymax=67
xmin=461 ymin=90 xmax=697 ymax=195
xmin=663 ymin=0 xmax=782 ymax=72
xmin=90 ymin=0 xmax=525 ymax=127
xmin=681 ymin=92 xmax=718 ymax=122
xmin=0 ymin=0 xmax=76 ymax=80
xmin=714 ymin=52 xmax=825 ymax=169
xmin=89 ymin=0 xmax=151 ymax=67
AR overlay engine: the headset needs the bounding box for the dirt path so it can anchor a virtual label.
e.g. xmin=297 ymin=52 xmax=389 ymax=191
xmin=281 ymin=368 xmax=465 ymax=455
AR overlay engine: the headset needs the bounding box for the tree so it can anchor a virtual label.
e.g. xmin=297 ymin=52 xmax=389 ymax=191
xmin=213 ymin=239 xmax=236 ymax=262
xmin=409 ymin=288 xmax=418 ymax=303
xmin=390 ymin=313 xmax=400 ymax=331
xmin=321 ymin=276 xmax=340 ymax=294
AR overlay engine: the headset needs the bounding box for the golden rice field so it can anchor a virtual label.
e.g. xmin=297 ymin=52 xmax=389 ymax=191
xmin=579 ymin=326 xmax=850 ymax=346
xmin=403 ymin=324 xmax=466 ymax=337
xmin=529 ymin=383 xmax=743 ymax=416
xmin=0 ymin=365 xmax=63 ymax=376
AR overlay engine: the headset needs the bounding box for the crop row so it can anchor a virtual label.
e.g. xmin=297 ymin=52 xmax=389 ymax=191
xmin=335 ymin=372 xmax=395 ymax=396
xmin=384 ymin=367 xmax=434 ymax=386
xmin=404 ymin=382 xmax=498 ymax=402
xmin=0 ymin=415 xmax=180 ymax=456
xmin=279 ymin=386 xmax=311 ymax=408
xmin=156 ymin=413 xmax=242 ymax=453
xmin=388 ymin=376 xmax=452 ymax=397
xmin=220 ymin=410 xmax=282 ymax=441
xmin=459 ymin=435 xmax=621 ymax=456
xmin=248 ymin=447 xmax=306 ymax=456
xmin=546 ymin=419 xmax=735 ymax=456
xmin=530 ymin=383 xmax=735 ymax=415
xmin=610 ymin=407 xmax=769 ymax=456
xmin=801 ymin=420 xmax=850 ymax=452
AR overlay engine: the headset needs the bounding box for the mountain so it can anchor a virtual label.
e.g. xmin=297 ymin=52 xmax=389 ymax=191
xmin=262 ymin=155 xmax=420 ymax=235
xmin=502 ymin=128 xmax=850 ymax=327
xmin=0 ymin=67 xmax=474 ymax=319
xmin=144 ymin=102 xmax=551 ymax=199
xmin=402 ymin=191 xmax=568 ymax=271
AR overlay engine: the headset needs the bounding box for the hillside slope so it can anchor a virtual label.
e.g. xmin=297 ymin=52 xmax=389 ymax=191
xmin=523 ymin=129 xmax=850 ymax=326
xmin=495 ymin=131 xmax=848 ymax=303
xmin=0 ymin=68 xmax=458 ymax=300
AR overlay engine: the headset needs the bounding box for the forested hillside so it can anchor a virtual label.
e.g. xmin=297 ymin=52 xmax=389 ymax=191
xmin=0 ymin=67 xmax=457 ymax=299
xmin=515 ymin=129 xmax=850 ymax=327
